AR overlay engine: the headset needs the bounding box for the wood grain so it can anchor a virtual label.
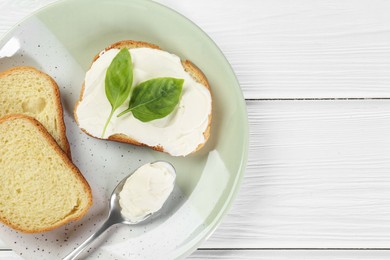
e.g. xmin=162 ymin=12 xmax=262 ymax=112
xmin=156 ymin=0 xmax=390 ymax=99
xmin=202 ymin=100 xmax=390 ymax=248
xmin=188 ymin=250 xmax=390 ymax=260
xmin=2 ymin=0 xmax=390 ymax=99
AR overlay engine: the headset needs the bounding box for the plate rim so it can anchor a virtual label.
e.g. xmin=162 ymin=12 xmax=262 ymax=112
xmin=0 ymin=0 xmax=249 ymax=258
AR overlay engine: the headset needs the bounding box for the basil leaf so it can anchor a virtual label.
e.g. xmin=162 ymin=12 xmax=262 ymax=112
xmin=117 ymin=77 xmax=183 ymax=122
xmin=102 ymin=48 xmax=133 ymax=137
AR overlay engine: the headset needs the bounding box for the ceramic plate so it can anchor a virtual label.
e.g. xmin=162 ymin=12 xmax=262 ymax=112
xmin=0 ymin=0 xmax=248 ymax=259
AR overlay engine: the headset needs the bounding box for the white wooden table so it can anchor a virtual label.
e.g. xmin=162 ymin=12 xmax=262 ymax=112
xmin=2 ymin=0 xmax=390 ymax=259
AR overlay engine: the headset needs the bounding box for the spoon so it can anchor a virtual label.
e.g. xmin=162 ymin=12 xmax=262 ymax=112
xmin=63 ymin=161 xmax=176 ymax=260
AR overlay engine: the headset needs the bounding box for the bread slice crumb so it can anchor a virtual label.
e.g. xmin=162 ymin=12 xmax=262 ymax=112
xmin=0 ymin=114 xmax=92 ymax=233
xmin=0 ymin=66 xmax=71 ymax=157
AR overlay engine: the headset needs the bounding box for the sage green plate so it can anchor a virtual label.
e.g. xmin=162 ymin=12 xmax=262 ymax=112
xmin=0 ymin=0 xmax=248 ymax=259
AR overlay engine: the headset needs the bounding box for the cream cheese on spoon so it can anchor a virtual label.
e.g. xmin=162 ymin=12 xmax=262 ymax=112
xmin=119 ymin=161 xmax=176 ymax=223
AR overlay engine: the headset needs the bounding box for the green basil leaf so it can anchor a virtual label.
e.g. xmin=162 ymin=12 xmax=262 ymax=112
xmin=117 ymin=77 xmax=183 ymax=122
xmin=102 ymin=48 xmax=133 ymax=137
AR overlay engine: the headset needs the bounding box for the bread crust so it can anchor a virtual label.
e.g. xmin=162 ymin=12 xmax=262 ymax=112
xmin=74 ymin=40 xmax=212 ymax=155
xmin=0 ymin=114 xmax=92 ymax=233
xmin=0 ymin=66 xmax=71 ymax=158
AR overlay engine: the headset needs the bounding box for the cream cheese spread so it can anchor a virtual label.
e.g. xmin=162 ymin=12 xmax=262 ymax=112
xmin=76 ymin=47 xmax=212 ymax=156
xmin=118 ymin=162 xmax=176 ymax=223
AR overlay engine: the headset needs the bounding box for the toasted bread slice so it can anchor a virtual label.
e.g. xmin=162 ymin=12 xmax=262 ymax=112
xmin=74 ymin=40 xmax=212 ymax=156
xmin=0 ymin=66 xmax=71 ymax=157
xmin=0 ymin=115 xmax=92 ymax=233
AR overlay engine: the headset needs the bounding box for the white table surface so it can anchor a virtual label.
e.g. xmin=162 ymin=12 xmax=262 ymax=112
xmin=1 ymin=0 xmax=390 ymax=259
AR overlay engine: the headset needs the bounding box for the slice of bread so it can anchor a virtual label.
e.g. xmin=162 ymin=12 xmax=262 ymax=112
xmin=0 ymin=115 xmax=92 ymax=233
xmin=0 ymin=66 xmax=71 ymax=157
xmin=75 ymin=40 xmax=212 ymax=156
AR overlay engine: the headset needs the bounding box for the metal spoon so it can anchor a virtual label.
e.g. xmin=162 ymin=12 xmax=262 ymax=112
xmin=63 ymin=161 xmax=176 ymax=260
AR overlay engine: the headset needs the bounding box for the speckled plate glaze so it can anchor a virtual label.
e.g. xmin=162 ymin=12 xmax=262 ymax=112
xmin=0 ymin=0 xmax=248 ymax=259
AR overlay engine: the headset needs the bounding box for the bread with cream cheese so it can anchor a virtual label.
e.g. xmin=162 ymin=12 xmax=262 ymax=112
xmin=74 ymin=40 xmax=212 ymax=156
xmin=0 ymin=66 xmax=71 ymax=157
xmin=0 ymin=114 xmax=92 ymax=233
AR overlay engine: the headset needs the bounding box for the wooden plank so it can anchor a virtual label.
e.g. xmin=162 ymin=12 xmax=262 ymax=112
xmin=158 ymin=0 xmax=390 ymax=99
xmin=1 ymin=0 xmax=390 ymax=99
xmin=188 ymin=250 xmax=390 ymax=260
xmin=201 ymin=100 xmax=390 ymax=248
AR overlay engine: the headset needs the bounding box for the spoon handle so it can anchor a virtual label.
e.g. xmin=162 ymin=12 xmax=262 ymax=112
xmin=63 ymin=218 xmax=113 ymax=260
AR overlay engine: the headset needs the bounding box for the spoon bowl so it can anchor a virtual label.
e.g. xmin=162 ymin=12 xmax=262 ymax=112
xmin=63 ymin=161 xmax=176 ymax=260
